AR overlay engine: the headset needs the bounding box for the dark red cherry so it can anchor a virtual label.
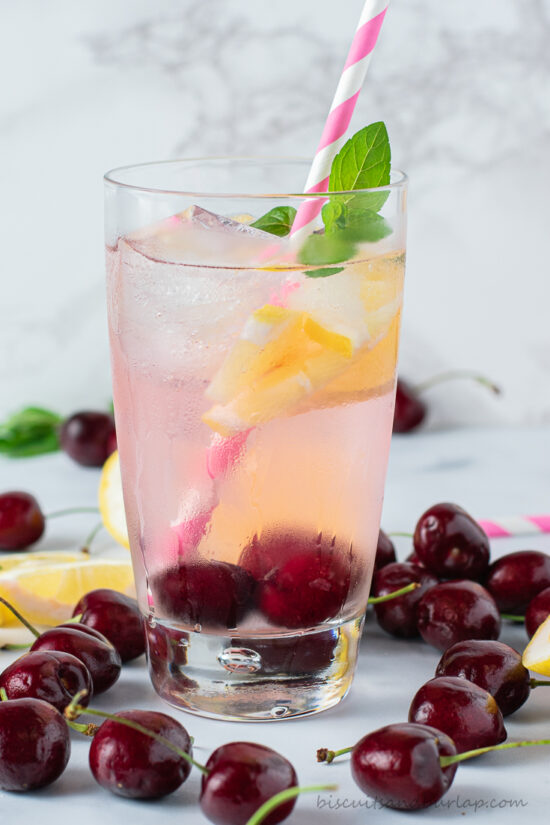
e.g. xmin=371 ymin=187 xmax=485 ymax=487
xmin=393 ymin=379 xmax=427 ymax=433
xmin=239 ymin=531 xmax=309 ymax=580
xmin=485 ymin=551 xmax=550 ymax=614
xmin=200 ymin=741 xmax=298 ymax=825
xmin=257 ymin=551 xmax=351 ymax=628
xmin=405 ymin=550 xmax=424 ymax=566
xmin=417 ymin=580 xmax=501 ymax=651
xmin=0 ymin=491 xmax=45 ymax=550
xmin=73 ymin=588 xmax=145 ymax=662
xmin=240 ymin=531 xmax=352 ymax=628
xmin=526 ymin=586 xmax=550 ymax=637
xmin=31 ymin=623 xmax=121 ymax=694
xmin=89 ymin=709 xmax=192 ymax=799
xmin=154 ymin=560 xmax=255 ymax=629
xmin=59 ymin=411 xmax=116 ymax=467
xmin=374 ymin=530 xmax=396 ymax=570
xmin=0 ymin=697 xmax=70 ymax=791
xmin=413 ymin=503 xmax=490 ymax=580
xmin=435 ymin=639 xmax=531 ymax=716
xmin=350 ymin=723 xmax=457 ymax=810
xmin=371 ymin=562 xmax=438 ymax=638
xmin=0 ymin=650 xmax=92 ymax=712
xmin=233 ymin=630 xmax=338 ymax=676
xmin=146 ymin=623 xmax=188 ymax=669
xmin=409 ymin=676 xmax=507 ymax=753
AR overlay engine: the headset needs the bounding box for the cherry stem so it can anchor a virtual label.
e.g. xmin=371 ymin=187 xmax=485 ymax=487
xmin=316 ymin=746 xmax=353 ymax=764
xmin=1 ymin=683 xmax=96 ymax=736
xmin=440 ymin=738 xmax=550 ymax=768
xmin=0 ymin=643 xmax=30 ymax=651
xmin=245 ymin=784 xmax=338 ymax=825
xmin=501 ymin=613 xmax=525 ymax=622
xmin=81 ymin=521 xmax=103 ymax=554
xmin=367 ymin=582 xmax=420 ymax=604
xmin=0 ymin=596 xmax=40 ymax=638
xmin=413 ymin=370 xmax=501 ymax=396
xmin=530 ymin=679 xmax=550 ymax=688
xmin=46 ymin=507 xmax=100 ymax=519
xmin=64 ymin=691 xmax=208 ymax=775
xmin=67 ymin=719 xmax=98 ymax=737
xmin=387 ymin=531 xmax=413 ymax=539
xmin=64 ymin=613 xmax=83 ymax=625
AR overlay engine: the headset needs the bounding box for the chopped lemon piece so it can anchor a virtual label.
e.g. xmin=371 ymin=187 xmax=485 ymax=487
xmin=304 ymin=316 xmax=353 ymax=358
xmin=0 ymin=558 xmax=135 ymax=627
xmin=522 ymin=615 xmax=550 ymax=675
xmin=99 ymin=451 xmax=130 ymax=549
xmin=202 ymin=252 xmax=405 ymax=436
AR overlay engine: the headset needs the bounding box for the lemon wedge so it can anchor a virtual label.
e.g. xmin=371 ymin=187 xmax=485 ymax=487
xmin=522 ymin=614 xmax=550 ymax=675
xmin=99 ymin=450 xmax=130 ymax=549
xmin=0 ymin=557 xmax=135 ymax=627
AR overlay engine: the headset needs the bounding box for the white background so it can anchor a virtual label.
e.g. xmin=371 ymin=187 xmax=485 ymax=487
xmin=1 ymin=0 xmax=549 ymax=426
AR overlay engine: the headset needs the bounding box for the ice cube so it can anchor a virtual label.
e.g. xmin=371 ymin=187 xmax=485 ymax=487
xmin=127 ymin=205 xmax=285 ymax=268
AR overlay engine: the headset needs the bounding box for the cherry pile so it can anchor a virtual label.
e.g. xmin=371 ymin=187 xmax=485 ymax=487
xmin=0 ymin=591 xmax=335 ymax=823
xmin=317 ymin=636 xmax=550 ymax=810
xmin=308 ymin=504 xmax=550 ymax=810
xmin=151 ymin=530 xmax=356 ymax=633
xmin=372 ymin=503 xmax=550 ymax=647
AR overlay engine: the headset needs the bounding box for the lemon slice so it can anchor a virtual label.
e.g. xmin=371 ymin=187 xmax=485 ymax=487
xmin=0 ymin=551 xmax=83 ymax=574
xmin=0 ymin=558 xmax=135 ymax=627
xmin=99 ymin=451 xmax=130 ymax=549
xmin=522 ymin=615 xmax=550 ymax=675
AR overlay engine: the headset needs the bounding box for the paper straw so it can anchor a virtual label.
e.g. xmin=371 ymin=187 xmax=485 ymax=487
xmin=479 ymin=516 xmax=550 ymax=539
xmin=175 ymin=3 xmax=391 ymax=553
xmin=290 ymin=0 xmax=390 ymax=241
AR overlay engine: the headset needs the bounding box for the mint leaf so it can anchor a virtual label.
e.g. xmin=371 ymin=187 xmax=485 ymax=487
xmin=250 ymin=206 xmax=297 ymax=237
xmin=340 ymin=209 xmax=392 ymax=243
xmin=329 ymin=121 xmax=391 ymax=191
xmin=0 ymin=406 xmax=62 ymax=458
xmin=306 ymin=267 xmax=345 ymax=279
xmin=321 ymin=201 xmax=347 ymax=234
xmin=329 ymin=122 xmax=391 ymax=213
xmin=298 ymin=233 xmax=356 ymax=267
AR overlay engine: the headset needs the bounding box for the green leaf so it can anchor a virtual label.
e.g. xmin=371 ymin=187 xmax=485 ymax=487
xmin=329 ymin=121 xmax=391 ymax=192
xmin=340 ymin=209 xmax=392 ymax=243
xmin=250 ymin=206 xmax=297 ymax=237
xmin=0 ymin=406 xmax=62 ymax=458
xmin=298 ymin=233 xmax=356 ymax=267
xmin=321 ymin=201 xmax=347 ymax=235
xmin=306 ymin=267 xmax=345 ymax=279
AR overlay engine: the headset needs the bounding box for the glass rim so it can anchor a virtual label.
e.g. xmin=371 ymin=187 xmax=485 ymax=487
xmin=104 ymin=156 xmax=408 ymax=199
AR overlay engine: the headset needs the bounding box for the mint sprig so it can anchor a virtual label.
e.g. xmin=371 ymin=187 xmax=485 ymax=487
xmin=0 ymin=407 xmax=63 ymax=459
xmin=252 ymin=122 xmax=392 ymax=277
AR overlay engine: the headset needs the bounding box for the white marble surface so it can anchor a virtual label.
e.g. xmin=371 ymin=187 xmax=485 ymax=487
xmin=1 ymin=1 xmax=549 ymax=426
xmin=0 ymin=427 xmax=550 ymax=823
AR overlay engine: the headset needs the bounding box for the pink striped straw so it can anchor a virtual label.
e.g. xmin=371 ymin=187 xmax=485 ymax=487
xmin=290 ymin=0 xmax=390 ymax=241
xmin=478 ymin=515 xmax=550 ymax=540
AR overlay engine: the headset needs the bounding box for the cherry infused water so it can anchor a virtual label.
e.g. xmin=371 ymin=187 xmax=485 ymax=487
xmin=105 ymin=160 xmax=407 ymax=720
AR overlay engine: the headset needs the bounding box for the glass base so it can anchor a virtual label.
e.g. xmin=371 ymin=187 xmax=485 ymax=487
xmin=145 ymin=615 xmax=364 ymax=721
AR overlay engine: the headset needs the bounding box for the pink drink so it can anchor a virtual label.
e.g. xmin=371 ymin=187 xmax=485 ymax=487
xmin=105 ymin=160 xmax=407 ymax=720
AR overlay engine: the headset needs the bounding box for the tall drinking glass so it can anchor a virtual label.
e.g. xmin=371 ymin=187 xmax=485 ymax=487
xmin=105 ymin=159 xmax=407 ymax=720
